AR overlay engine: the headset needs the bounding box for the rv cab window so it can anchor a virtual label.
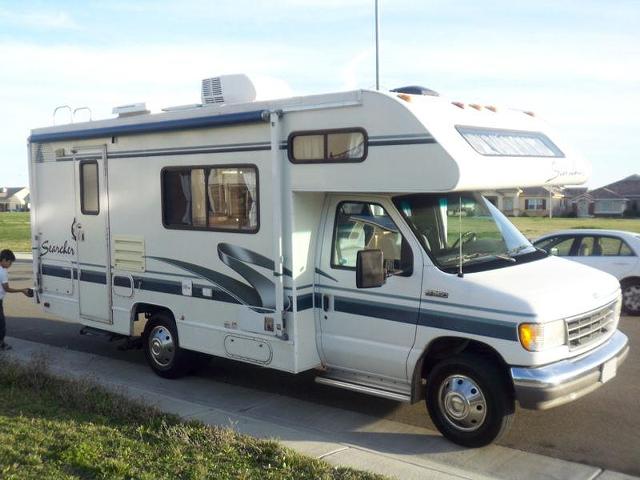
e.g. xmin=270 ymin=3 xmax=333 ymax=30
xmin=162 ymin=165 xmax=258 ymax=232
xmin=332 ymin=201 xmax=412 ymax=275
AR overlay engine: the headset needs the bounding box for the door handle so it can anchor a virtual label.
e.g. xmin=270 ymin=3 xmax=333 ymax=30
xmin=74 ymin=222 xmax=85 ymax=241
xmin=323 ymin=294 xmax=331 ymax=312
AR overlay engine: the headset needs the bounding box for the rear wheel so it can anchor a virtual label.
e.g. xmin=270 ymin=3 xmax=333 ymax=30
xmin=143 ymin=313 xmax=192 ymax=378
xmin=426 ymin=354 xmax=514 ymax=447
xmin=621 ymin=281 xmax=640 ymax=315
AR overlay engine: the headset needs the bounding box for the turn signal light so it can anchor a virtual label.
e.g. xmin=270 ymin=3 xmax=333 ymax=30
xmin=519 ymin=321 xmax=566 ymax=352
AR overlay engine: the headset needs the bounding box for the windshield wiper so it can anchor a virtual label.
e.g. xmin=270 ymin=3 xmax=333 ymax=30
xmin=448 ymin=251 xmax=516 ymax=266
xmin=506 ymin=244 xmax=532 ymax=256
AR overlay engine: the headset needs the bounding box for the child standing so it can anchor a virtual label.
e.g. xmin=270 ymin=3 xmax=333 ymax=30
xmin=0 ymin=249 xmax=31 ymax=350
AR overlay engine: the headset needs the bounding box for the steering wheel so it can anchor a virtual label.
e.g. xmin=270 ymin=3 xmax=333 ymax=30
xmin=451 ymin=231 xmax=477 ymax=249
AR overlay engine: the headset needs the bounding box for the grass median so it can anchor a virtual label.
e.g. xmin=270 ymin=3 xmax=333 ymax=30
xmin=0 ymin=212 xmax=31 ymax=252
xmin=0 ymin=355 xmax=385 ymax=480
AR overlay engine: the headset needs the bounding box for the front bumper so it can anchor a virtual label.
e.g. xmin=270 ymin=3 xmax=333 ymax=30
xmin=511 ymin=330 xmax=629 ymax=410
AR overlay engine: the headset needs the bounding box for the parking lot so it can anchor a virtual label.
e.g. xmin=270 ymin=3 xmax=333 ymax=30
xmin=4 ymin=261 xmax=639 ymax=476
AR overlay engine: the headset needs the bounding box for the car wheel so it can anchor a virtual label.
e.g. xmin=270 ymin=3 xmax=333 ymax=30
xmin=143 ymin=312 xmax=192 ymax=378
xmin=621 ymin=281 xmax=640 ymax=315
xmin=426 ymin=354 xmax=514 ymax=447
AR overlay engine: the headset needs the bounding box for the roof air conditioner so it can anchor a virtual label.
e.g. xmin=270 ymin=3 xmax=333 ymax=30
xmin=201 ymin=74 xmax=256 ymax=105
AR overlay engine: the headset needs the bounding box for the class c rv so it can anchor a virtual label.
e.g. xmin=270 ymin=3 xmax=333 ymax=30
xmin=28 ymin=75 xmax=629 ymax=446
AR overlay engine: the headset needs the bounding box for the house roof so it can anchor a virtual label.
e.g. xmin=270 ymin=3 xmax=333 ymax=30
xmin=562 ymin=187 xmax=588 ymax=198
xmin=0 ymin=187 xmax=25 ymax=199
xmin=520 ymin=186 xmax=564 ymax=198
xmin=590 ymin=174 xmax=640 ymax=200
xmin=590 ymin=187 xmax=627 ymax=200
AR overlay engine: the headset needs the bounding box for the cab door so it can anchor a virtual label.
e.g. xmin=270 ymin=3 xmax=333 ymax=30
xmin=316 ymin=196 xmax=423 ymax=381
xmin=73 ymin=147 xmax=112 ymax=324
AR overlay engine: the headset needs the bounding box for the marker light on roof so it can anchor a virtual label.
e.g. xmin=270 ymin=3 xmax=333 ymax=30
xmin=397 ymin=93 xmax=412 ymax=102
xmin=523 ymin=111 xmax=536 ymax=117
xmin=485 ymin=105 xmax=497 ymax=112
xmin=452 ymin=101 xmax=465 ymax=109
xmin=469 ymin=104 xmax=482 ymax=111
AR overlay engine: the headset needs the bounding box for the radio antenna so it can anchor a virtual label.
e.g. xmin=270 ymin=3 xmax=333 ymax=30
xmin=458 ymin=196 xmax=464 ymax=278
xmin=375 ymin=0 xmax=380 ymax=90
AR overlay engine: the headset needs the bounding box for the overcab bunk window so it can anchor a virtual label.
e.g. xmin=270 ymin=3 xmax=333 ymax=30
xmin=162 ymin=165 xmax=259 ymax=233
xmin=456 ymin=126 xmax=564 ymax=158
xmin=288 ymin=128 xmax=367 ymax=163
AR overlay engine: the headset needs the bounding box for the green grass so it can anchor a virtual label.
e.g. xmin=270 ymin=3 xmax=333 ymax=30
xmin=0 ymin=356 xmax=385 ymax=480
xmin=0 ymin=212 xmax=31 ymax=253
xmin=510 ymin=217 xmax=640 ymax=240
xmin=1 ymin=211 xmax=639 ymax=254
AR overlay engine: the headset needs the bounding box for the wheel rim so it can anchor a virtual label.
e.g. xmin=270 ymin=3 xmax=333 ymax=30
xmin=623 ymin=285 xmax=640 ymax=312
xmin=437 ymin=375 xmax=487 ymax=432
xmin=148 ymin=325 xmax=175 ymax=368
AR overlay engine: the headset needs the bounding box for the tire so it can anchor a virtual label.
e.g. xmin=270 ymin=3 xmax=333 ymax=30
xmin=143 ymin=313 xmax=192 ymax=379
xmin=621 ymin=281 xmax=640 ymax=316
xmin=426 ymin=353 xmax=514 ymax=447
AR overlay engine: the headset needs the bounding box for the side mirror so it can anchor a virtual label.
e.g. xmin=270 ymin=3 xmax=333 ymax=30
xmin=356 ymin=249 xmax=385 ymax=288
xmin=550 ymin=247 xmax=559 ymax=256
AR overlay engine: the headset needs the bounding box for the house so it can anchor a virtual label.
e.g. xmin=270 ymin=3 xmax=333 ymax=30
xmin=569 ymin=174 xmax=640 ymax=217
xmin=0 ymin=187 xmax=30 ymax=212
xmin=482 ymin=186 xmax=569 ymax=217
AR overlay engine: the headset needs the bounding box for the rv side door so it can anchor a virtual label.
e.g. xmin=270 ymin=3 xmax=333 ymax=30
xmin=316 ymin=196 xmax=423 ymax=381
xmin=73 ymin=147 xmax=112 ymax=324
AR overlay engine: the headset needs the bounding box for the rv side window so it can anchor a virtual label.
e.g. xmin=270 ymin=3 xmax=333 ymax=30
xmin=162 ymin=165 xmax=258 ymax=233
xmin=80 ymin=161 xmax=99 ymax=215
xmin=331 ymin=201 xmax=412 ymax=275
xmin=289 ymin=128 xmax=367 ymax=163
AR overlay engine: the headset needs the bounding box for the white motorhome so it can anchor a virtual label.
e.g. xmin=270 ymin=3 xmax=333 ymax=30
xmin=28 ymin=76 xmax=629 ymax=446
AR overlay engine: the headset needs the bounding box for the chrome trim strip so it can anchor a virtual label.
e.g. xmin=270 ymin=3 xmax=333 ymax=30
xmin=314 ymin=376 xmax=411 ymax=403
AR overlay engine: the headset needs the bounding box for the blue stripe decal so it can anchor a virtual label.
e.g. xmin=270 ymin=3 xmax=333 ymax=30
xmin=41 ymin=266 xmax=518 ymax=340
xmin=334 ymin=296 xmax=419 ymax=324
xmin=297 ymin=293 xmax=314 ymax=311
xmin=318 ymin=283 xmax=534 ymax=318
xmin=30 ymin=110 xmax=268 ymax=143
xmin=109 ymin=144 xmax=270 ymax=159
xmin=368 ymin=138 xmax=436 ymax=146
xmin=80 ymin=270 xmax=107 ymax=285
xmin=419 ymin=309 xmax=518 ymax=341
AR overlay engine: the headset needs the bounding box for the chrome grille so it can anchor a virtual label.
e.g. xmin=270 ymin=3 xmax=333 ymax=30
xmin=566 ymin=301 xmax=618 ymax=351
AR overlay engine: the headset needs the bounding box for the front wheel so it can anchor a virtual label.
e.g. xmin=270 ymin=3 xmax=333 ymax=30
xmin=426 ymin=354 xmax=514 ymax=447
xmin=621 ymin=281 xmax=640 ymax=315
xmin=143 ymin=313 xmax=192 ymax=379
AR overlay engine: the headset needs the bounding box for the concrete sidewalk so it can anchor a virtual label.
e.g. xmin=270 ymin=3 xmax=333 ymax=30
xmin=13 ymin=252 xmax=33 ymax=262
xmin=2 ymin=337 xmax=637 ymax=480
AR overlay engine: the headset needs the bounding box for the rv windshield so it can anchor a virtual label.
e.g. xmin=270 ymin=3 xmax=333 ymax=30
xmin=394 ymin=193 xmax=542 ymax=273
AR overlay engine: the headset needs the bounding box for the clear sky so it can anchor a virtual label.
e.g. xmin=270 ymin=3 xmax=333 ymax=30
xmin=1 ymin=0 xmax=638 ymax=189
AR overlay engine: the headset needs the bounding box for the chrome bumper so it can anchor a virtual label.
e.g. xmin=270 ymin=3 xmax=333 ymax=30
xmin=511 ymin=330 xmax=629 ymax=410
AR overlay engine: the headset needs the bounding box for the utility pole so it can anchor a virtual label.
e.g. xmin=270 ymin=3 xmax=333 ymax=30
xmin=375 ymin=0 xmax=380 ymax=90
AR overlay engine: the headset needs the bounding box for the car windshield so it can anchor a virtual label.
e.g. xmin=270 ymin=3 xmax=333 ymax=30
xmin=394 ymin=193 xmax=538 ymax=272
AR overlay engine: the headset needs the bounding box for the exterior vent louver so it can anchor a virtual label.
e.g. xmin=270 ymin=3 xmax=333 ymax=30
xmin=201 ymin=74 xmax=256 ymax=106
xmin=113 ymin=235 xmax=145 ymax=272
xmin=202 ymin=77 xmax=225 ymax=104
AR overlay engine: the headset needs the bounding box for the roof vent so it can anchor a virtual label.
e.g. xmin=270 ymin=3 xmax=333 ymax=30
xmin=201 ymin=74 xmax=256 ymax=105
xmin=390 ymin=86 xmax=440 ymax=96
xmin=112 ymin=103 xmax=150 ymax=117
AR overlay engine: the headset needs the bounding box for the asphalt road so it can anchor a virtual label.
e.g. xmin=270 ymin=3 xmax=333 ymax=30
xmin=3 ymin=261 xmax=640 ymax=475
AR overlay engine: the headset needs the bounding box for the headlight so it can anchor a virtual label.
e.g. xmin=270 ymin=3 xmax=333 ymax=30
xmin=614 ymin=294 xmax=622 ymax=326
xmin=519 ymin=319 xmax=566 ymax=352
